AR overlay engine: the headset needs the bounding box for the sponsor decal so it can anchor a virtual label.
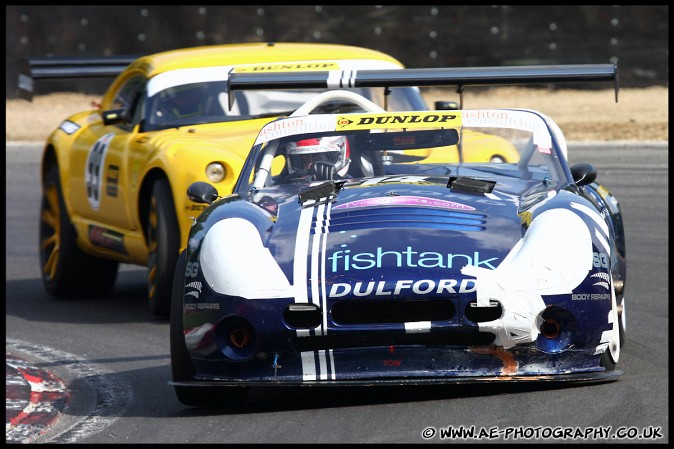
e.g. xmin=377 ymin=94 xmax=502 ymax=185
xmin=596 ymin=184 xmax=620 ymax=210
xmin=461 ymin=110 xmax=511 ymax=121
xmin=106 ymin=164 xmax=119 ymax=197
xmin=88 ymin=225 xmax=127 ymax=253
xmin=58 ymin=120 xmax=80 ymax=135
xmin=518 ymin=210 xmax=533 ymax=227
xmin=183 ymin=303 xmax=218 ymax=310
xmin=353 ymin=180 xmax=506 ymax=207
xmin=328 ymin=246 xmax=498 ymax=272
xmin=358 ymin=175 xmax=436 ymax=186
xmin=254 ymin=116 xmax=335 ymax=144
xmin=595 ymin=184 xmax=610 ymax=200
xmin=590 ymin=272 xmax=610 ymax=290
xmin=184 ymin=296 xmax=219 ymax=310
xmin=571 ymin=293 xmax=611 ymax=301
xmin=185 ymin=281 xmax=202 ymax=299
xmin=186 ymin=204 xmax=207 ymax=212
xmin=329 ymin=278 xmax=477 ymax=297
xmin=196 ymin=303 xmax=220 ymax=310
xmin=461 ymin=109 xmax=552 ymax=149
xmin=233 ymin=62 xmax=340 ymax=72
xmin=185 ymin=262 xmax=199 ymax=277
xmin=337 ymin=112 xmax=461 ymax=130
xmin=130 ymin=163 xmax=140 ymax=193
xmin=333 ymin=195 xmax=475 ymax=211
xmin=85 ymin=133 xmax=114 ymax=211
xmin=593 ymin=252 xmax=608 ymax=269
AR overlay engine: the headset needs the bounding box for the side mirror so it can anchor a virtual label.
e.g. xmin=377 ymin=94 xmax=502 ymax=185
xmin=570 ymin=162 xmax=597 ymax=186
xmin=435 ymin=101 xmax=459 ymax=111
xmin=101 ymin=108 xmax=129 ymax=126
xmin=187 ymin=182 xmax=219 ymax=204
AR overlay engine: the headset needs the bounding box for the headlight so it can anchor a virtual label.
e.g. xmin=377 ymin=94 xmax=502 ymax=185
xmin=205 ymin=162 xmax=226 ymax=183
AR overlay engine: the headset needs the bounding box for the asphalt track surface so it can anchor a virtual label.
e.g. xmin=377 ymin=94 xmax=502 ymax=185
xmin=5 ymin=141 xmax=668 ymax=443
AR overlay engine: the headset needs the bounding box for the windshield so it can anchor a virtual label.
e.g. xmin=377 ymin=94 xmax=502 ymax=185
xmin=237 ymin=109 xmax=570 ymax=195
xmin=142 ymin=61 xmax=427 ymax=131
xmin=144 ymin=83 xmax=426 ymax=130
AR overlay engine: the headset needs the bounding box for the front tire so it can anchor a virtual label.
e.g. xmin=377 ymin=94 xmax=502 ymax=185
xmin=600 ymin=274 xmax=622 ymax=371
xmin=146 ymin=179 xmax=180 ymax=316
xmin=170 ymin=251 xmax=249 ymax=407
xmin=39 ymin=166 xmax=118 ymax=297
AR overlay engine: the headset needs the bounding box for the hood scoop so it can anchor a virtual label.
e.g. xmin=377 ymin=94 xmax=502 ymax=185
xmin=448 ymin=176 xmax=496 ymax=194
xmin=327 ymin=204 xmax=486 ymax=232
xmin=299 ymin=180 xmax=346 ymax=206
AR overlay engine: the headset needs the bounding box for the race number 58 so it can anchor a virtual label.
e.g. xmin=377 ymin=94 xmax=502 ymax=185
xmin=593 ymin=252 xmax=608 ymax=268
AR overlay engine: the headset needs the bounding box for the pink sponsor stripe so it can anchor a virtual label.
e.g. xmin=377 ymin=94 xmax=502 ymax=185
xmin=333 ymin=195 xmax=475 ymax=211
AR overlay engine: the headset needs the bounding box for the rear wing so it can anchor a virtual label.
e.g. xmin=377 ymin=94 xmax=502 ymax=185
xmin=227 ymin=62 xmax=619 ymax=110
xmin=18 ymin=56 xmax=618 ymax=106
xmin=18 ymin=56 xmax=138 ymax=101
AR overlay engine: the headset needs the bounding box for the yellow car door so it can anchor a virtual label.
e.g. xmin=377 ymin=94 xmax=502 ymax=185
xmin=68 ymin=125 xmax=137 ymax=231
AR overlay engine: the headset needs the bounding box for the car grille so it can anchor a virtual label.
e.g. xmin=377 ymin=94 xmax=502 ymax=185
xmin=292 ymin=330 xmax=495 ymax=352
xmin=331 ymin=299 xmax=455 ymax=324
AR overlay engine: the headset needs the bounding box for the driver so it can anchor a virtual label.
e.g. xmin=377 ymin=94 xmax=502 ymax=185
xmin=157 ymin=84 xmax=210 ymax=120
xmin=285 ymin=136 xmax=351 ymax=181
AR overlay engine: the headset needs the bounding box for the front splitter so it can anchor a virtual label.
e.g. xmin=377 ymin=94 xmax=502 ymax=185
xmin=170 ymin=369 xmax=622 ymax=387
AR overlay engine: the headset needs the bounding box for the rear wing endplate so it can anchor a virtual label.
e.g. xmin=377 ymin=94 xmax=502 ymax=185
xmin=227 ymin=62 xmax=618 ymax=110
xmin=18 ymin=56 xmax=138 ymax=101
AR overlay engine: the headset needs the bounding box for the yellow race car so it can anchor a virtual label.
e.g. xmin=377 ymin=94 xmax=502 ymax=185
xmin=25 ymin=42 xmax=518 ymax=316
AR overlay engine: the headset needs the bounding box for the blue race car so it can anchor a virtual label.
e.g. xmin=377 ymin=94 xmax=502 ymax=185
xmin=170 ymin=64 xmax=626 ymax=407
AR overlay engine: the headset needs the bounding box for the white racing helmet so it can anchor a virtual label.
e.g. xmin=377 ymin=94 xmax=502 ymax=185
xmin=286 ymin=136 xmax=351 ymax=177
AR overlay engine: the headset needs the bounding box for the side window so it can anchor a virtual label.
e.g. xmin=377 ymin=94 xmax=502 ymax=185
xmin=129 ymin=92 xmax=146 ymax=126
xmin=111 ymin=76 xmax=143 ymax=109
xmin=110 ymin=76 xmax=147 ymax=127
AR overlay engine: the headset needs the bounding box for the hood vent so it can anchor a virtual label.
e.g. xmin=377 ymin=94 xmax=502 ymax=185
xmin=325 ymin=206 xmax=486 ymax=232
xmin=448 ymin=176 xmax=496 ymax=194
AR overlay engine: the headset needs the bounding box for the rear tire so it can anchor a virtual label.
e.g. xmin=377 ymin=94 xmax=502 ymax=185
xmin=39 ymin=166 xmax=118 ymax=297
xmin=146 ymin=179 xmax=180 ymax=316
xmin=170 ymin=251 xmax=249 ymax=407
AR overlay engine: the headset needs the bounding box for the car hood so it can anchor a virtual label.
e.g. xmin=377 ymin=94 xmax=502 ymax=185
xmin=146 ymin=118 xmax=275 ymax=151
xmin=263 ymin=177 xmax=525 ymax=284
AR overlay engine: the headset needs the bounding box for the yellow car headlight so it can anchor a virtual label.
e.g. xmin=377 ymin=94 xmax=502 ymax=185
xmin=206 ymin=162 xmax=226 ymax=183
